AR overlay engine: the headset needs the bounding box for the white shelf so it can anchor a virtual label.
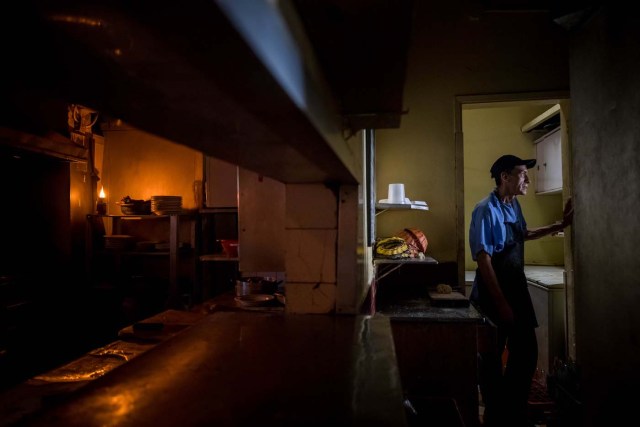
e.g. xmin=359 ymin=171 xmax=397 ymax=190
xmin=375 ymin=202 xmax=429 ymax=216
xmin=521 ymin=104 xmax=560 ymax=133
xmin=374 ymin=256 xmax=438 ymax=265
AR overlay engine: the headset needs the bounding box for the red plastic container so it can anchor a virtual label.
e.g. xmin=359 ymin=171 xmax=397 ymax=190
xmin=219 ymin=239 xmax=239 ymax=258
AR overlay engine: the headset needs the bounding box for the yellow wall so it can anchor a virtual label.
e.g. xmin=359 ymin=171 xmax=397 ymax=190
xmin=462 ymin=105 xmax=564 ymax=270
xmin=375 ymin=2 xmax=569 ymax=270
xmin=101 ymin=121 xmax=203 ymax=214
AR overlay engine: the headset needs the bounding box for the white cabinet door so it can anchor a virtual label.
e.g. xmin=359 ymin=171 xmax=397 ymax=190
xmin=535 ymin=127 xmax=562 ymax=194
xmin=205 ymin=156 xmax=238 ymax=207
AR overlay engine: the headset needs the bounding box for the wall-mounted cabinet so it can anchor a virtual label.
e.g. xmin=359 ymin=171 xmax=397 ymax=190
xmin=534 ymin=127 xmax=562 ymax=195
xmin=522 ymin=104 xmax=563 ymax=195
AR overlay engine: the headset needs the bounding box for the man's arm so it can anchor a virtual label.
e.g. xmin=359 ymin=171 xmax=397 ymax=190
xmin=525 ymin=221 xmax=566 ymax=240
xmin=476 ymin=250 xmax=514 ymax=326
xmin=525 ymin=197 xmax=573 ymax=241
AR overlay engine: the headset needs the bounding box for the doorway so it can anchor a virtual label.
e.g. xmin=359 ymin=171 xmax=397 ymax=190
xmin=454 ymin=91 xmax=576 ymax=362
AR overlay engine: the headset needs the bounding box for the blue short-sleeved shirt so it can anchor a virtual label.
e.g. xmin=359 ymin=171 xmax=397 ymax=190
xmin=469 ymin=190 xmax=527 ymax=260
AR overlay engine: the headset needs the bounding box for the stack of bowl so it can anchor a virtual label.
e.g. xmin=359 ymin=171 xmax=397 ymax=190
xmin=118 ymin=196 xmax=151 ymax=215
xmin=235 ymin=276 xmax=281 ymax=296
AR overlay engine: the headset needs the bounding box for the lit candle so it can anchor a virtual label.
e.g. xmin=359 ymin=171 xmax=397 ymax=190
xmin=97 ymin=186 xmax=107 ymax=214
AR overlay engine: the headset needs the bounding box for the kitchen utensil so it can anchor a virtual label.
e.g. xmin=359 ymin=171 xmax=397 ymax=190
xmin=274 ymin=292 xmax=286 ymax=305
xmin=427 ymin=290 xmax=469 ymax=307
xmin=235 ymin=277 xmax=282 ymax=296
xmin=234 ymin=294 xmax=275 ymax=307
xmin=219 ymin=239 xmax=239 ymax=258
xmin=117 ymin=197 xmax=151 ymax=215
xmin=151 ymin=195 xmax=183 ymax=215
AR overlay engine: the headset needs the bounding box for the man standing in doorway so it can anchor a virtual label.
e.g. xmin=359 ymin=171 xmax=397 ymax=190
xmin=469 ymin=154 xmax=573 ymax=427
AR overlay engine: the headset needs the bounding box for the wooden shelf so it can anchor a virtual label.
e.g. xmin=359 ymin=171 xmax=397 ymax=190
xmin=96 ymin=249 xmax=194 ymax=257
xmin=0 ymin=126 xmax=88 ymax=162
xmin=88 ymin=213 xmax=195 ymax=220
xmin=86 ymin=214 xmax=196 ymax=309
xmin=199 ymin=207 xmax=238 ymax=214
xmin=374 ymin=256 xmax=438 ymax=265
xmin=521 ymin=104 xmax=561 ymax=133
xmin=96 ymin=250 xmax=170 ymax=257
xmin=195 ymin=208 xmax=240 ymax=302
xmin=199 ymin=254 xmax=239 ymax=262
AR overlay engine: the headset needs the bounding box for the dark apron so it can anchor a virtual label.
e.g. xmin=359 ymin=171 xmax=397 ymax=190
xmin=472 ymin=222 xmax=538 ymax=328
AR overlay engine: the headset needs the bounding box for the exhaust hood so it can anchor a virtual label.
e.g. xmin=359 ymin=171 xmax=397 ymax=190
xmin=2 ymin=0 xmax=413 ymax=184
xmin=0 ymin=0 xmax=412 ymax=184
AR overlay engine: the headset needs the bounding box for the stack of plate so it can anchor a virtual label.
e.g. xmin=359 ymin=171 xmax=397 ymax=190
xmin=151 ymin=195 xmax=182 ymax=215
xmin=104 ymin=235 xmax=135 ymax=250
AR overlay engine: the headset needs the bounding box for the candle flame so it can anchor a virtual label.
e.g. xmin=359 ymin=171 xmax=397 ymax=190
xmin=99 ymin=186 xmax=106 ymax=198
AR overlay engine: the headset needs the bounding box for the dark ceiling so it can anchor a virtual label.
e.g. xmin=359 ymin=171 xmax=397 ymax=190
xmin=1 ymin=0 xmax=416 ymax=183
xmin=1 ymin=0 xmax=594 ymax=183
xmin=292 ymin=0 xmax=415 ymax=130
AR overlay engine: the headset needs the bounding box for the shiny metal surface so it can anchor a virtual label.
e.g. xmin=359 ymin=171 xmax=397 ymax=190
xmin=22 ymin=312 xmax=406 ymax=426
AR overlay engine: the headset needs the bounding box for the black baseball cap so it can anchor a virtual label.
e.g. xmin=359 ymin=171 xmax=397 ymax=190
xmin=490 ymin=155 xmax=536 ymax=178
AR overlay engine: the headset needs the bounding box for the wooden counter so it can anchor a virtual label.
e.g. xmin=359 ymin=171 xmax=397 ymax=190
xmin=0 ymin=309 xmax=209 ymax=426
xmin=375 ymin=288 xmax=486 ymax=427
xmin=18 ymin=312 xmax=407 ymax=427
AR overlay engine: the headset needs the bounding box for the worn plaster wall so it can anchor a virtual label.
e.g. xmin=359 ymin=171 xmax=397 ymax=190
xmin=284 ymin=184 xmax=338 ymax=314
xmin=376 ymin=2 xmax=569 ymax=266
xmin=570 ymin=6 xmax=640 ymax=426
